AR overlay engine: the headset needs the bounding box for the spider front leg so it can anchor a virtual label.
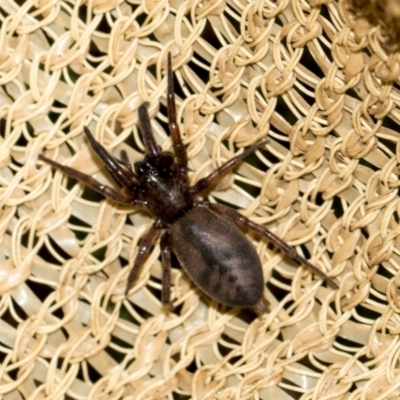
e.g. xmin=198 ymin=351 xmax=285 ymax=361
xmin=83 ymin=127 xmax=137 ymax=189
xmin=191 ymin=139 xmax=269 ymax=195
xmin=167 ymin=52 xmax=188 ymax=177
xmin=39 ymin=154 xmax=142 ymax=205
xmin=207 ymin=203 xmax=339 ymax=289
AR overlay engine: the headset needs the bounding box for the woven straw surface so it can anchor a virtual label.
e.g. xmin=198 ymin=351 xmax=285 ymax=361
xmin=1 ymin=0 xmax=400 ymax=399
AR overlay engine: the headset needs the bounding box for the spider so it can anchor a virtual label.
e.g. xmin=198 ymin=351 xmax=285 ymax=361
xmin=39 ymin=53 xmax=338 ymax=315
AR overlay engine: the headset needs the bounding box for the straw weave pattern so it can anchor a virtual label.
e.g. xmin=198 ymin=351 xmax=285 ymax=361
xmin=1 ymin=0 xmax=400 ymax=399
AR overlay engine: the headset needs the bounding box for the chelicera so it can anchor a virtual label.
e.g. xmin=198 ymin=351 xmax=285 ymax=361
xmin=39 ymin=53 xmax=338 ymax=315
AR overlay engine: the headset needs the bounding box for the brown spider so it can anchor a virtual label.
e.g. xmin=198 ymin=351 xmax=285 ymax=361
xmin=39 ymin=53 xmax=338 ymax=315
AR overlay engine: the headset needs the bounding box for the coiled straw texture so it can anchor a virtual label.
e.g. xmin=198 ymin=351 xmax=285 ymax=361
xmin=1 ymin=0 xmax=400 ymax=399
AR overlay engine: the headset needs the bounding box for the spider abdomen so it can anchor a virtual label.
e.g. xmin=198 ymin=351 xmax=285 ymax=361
xmin=170 ymin=207 xmax=264 ymax=308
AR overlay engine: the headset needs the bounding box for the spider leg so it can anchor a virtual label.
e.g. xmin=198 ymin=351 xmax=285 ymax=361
xmin=120 ymin=149 xmax=136 ymax=178
xmin=83 ymin=127 xmax=137 ymax=190
xmin=160 ymin=231 xmax=173 ymax=307
xmin=138 ymin=103 xmax=161 ymax=158
xmin=125 ymin=221 xmax=162 ymax=295
xmin=191 ymin=139 xmax=269 ymax=195
xmin=207 ymin=202 xmax=339 ymax=289
xmin=167 ymin=52 xmax=188 ymax=176
xmin=39 ymin=154 xmax=143 ymax=205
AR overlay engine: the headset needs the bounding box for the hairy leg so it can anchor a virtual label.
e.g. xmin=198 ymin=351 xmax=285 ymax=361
xmin=83 ymin=127 xmax=137 ymax=190
xmin=39 ymin=154 xmax=143 ymax=205
xmin=160 ymin=231 xmax=172 ymax=307
xmin=125 ymin=221 xmax=162 ymax=295
xmin=167 ymin=52 xmax=188 ymax=177
xmin=191 ymin=139 xmax=268 ymax=195
xmin=120 ymin=149 xmax=136 ymax=178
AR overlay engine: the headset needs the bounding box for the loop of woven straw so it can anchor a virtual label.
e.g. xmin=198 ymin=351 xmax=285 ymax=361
xmin=1 ymin=0 xmax=400 ymax=398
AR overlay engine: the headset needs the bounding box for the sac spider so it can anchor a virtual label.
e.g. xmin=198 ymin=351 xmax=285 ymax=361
xmin=39 ymin=53 xmax=338 ymax=315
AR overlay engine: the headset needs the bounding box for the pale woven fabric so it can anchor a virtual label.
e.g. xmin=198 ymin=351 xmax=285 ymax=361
xmin=1 ymin=0 xmax=400 ymax=399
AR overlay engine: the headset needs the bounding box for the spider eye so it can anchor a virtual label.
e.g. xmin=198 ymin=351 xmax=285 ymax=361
xmin=134 ymin=160 xmax=152 ymax=177
xmin=134 ymin=153 xmax=175 ymax=178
